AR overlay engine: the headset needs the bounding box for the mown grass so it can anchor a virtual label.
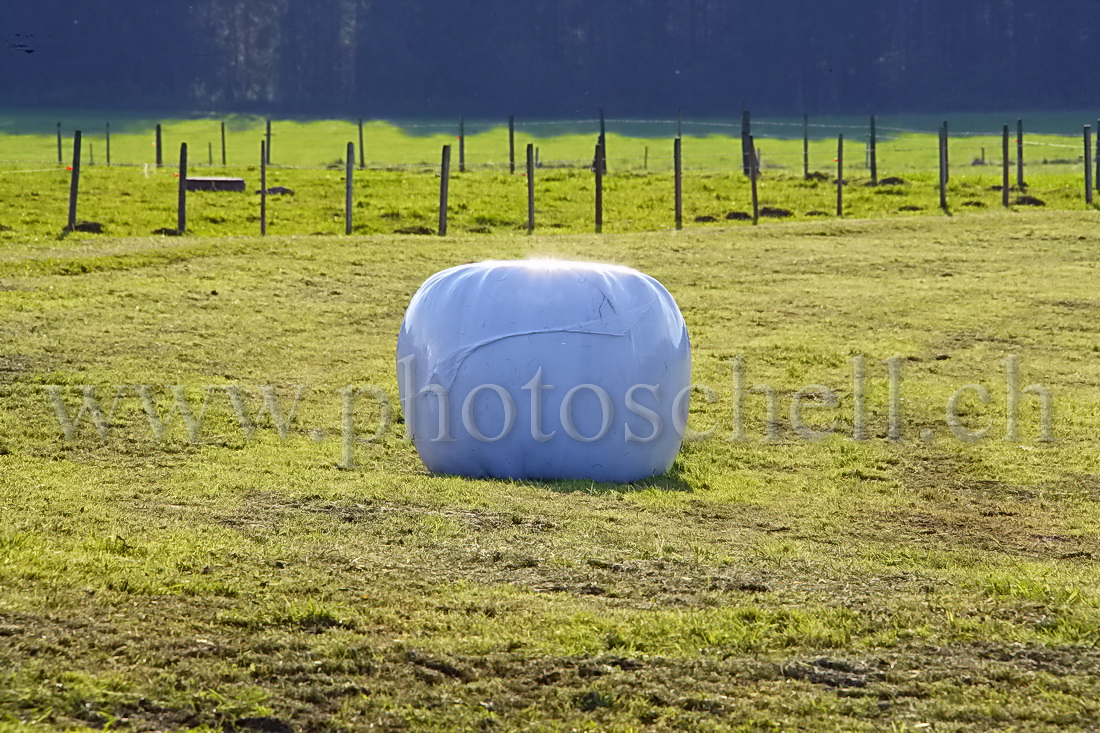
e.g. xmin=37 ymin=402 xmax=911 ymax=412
xmin=1 ymin=210 xmax=1100 ymax=730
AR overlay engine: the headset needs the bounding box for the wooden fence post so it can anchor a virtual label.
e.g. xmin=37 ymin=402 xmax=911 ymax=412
xmin=938 ymin=126 xmax=948 ymax=212
xmin=221 ymin=121 xmax=227 ymax=166
xmin=942 ymin=119 xmax=949 ymax=181
xmin=594 ymin=143 xmax=603 ymax=233
xmin=439 ymin=144 xmax=451 ymax=236
xmin=56 ymin=122 xmax=62 ymax=165
xmin=508 ymin=115 xmax=515 ymax=174
xmin=741 ymin=109 xmax=752 ymax=176
xmin=358 ymin=118 xmax=365 ymax=169
xmin=869 ymin=115 xmax=878 ymax=185
xmin=1095 ymin=118 xmax=1099 ymax=193
xmin=1016 ymin=119 xmax=1025 ymax=189
xmin=346 ymin=142 xmax=354 ymax=235
xmin=526 ymin=143 xmax=534 ymax=233
xmin=106 ymin=123 xmax=111 ymax=166
xmin=260 ymin=141 xmax=267 ymax=236
xmin=836 ymin=134 xmax=843 ymax=217
xmin=1085 ymin=126 xmax=1093 ymax=205
xmin=66 ymin=130 xmax=82 ymax=231
xmin=598 ymin=107 xmax=607 ymax=174
xmin=155 ymin=124 xmax=163 ymax=167
xmin=750 ymin=135 xmax=760 ymax=225
xmin=1002 ymin=124 xmax=1010 ymax=208
xmin=674 ymin=137 xmax=683 ymax=231
xmin=207 ymin=142 xmax=213 ymax=166
xmin=177 ymin=143 xmax=188 ymax=234
xmin=265 ymin=120 xmax=272 ymax=165
xmin=644 ymin=146 xmax=648 ymax=171
xmin=458 ymin=116 xmax=465 ymax=173
xmin=803 ymin=113 xmax=809 ymax=180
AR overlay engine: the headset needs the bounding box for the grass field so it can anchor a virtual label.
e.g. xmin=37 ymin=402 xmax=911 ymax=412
xmin=2 ymin=209 xmax=1100 ymax=730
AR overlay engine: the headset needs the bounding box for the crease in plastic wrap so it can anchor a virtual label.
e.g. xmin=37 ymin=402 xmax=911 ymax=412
xmin=397 ymin=259 xmax=691 ymax=482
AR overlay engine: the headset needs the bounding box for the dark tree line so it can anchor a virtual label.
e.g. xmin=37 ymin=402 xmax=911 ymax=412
xmin=2 ymin=0 xmax=1098 ymax=117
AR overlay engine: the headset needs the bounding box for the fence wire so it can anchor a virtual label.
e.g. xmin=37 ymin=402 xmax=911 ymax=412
xmin=3 ymin=115 xmax=1094 ymax=177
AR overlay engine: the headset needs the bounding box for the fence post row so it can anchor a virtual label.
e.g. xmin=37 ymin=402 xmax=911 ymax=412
xmin=439 ymin=144 xmax=451 ymax=236
xmin=43 ymin=114 xmax=1094 ymax=233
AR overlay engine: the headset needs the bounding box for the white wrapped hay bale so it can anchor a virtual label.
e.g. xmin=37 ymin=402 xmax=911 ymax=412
xmin=396 ymin=259 xmax=691 ymax=482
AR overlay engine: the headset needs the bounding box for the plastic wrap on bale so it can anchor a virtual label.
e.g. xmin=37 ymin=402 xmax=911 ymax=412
xmin=396 ymin=260 xmax=691 ymax=483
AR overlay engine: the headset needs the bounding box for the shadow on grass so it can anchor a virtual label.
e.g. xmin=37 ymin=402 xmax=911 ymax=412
xmin=503 ymin=461 xmax=693 ymax=495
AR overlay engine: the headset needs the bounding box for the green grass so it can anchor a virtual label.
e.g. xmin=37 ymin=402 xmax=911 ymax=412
xmin=1 ymin=210 xmax=1100 ymax=730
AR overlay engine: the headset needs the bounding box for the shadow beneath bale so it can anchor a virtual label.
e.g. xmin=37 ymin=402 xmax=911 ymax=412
xmin=507 ymin=462 xmax=694 ymax=495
